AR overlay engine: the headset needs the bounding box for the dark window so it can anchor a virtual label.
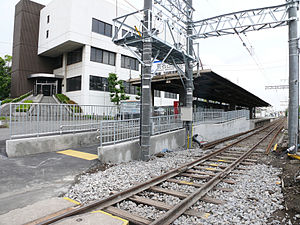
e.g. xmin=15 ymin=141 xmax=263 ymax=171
xmin=154 ymin=90 xmax=161 ymax=97
xmin=53 ymin=55 xmax=63 ymax=69
xmin=121 ymin=55 xmax=139 ymax=71
xmin=90 ymin=47 xmax=116 ymax=66
xmin=130 ymin=85 xmax=136 ymax=94
xmin=67 ymin=76 xmax=81 ymax=92
xmin=47 ymin=15 xmax=50 ymax=23
xmin=89 ymin=75 xmax=108 ymax=91
xmin=67 ymin=48 xmax=82 ymax=65
xmin=165 ymin=92 xmax=177 ymax=99
xmin=92 ymin=18 xmax=112 ymax=37
xmin=105 ymin=23 xmax=112 ymax=37
xmin=123 ymin=81 xmax=130 ymax=94
xmin=46 ymin=30 xmax=49 ymax=38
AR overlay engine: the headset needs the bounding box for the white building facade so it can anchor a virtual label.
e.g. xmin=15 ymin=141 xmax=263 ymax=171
xmin=37 ymin=0 xmax=178 ymax=106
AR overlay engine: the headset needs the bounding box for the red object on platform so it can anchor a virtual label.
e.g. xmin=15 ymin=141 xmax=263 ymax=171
xmin=174 ymin=101 xmax=179 ymax=114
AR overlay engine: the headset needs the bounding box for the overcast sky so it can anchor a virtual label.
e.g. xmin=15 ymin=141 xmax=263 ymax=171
xmin=0 ymin=0 xmax=294 ymax=110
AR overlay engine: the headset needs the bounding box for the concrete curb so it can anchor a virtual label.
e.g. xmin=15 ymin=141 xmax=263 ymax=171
xmin=6 ymin=131 xmax=99 ymax=157
xmin=98 ymin=129 xmax=186 ymax=163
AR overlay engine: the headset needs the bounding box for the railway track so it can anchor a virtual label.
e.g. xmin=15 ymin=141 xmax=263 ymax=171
xmin=27 ymin=118 xmax=285 ymax=225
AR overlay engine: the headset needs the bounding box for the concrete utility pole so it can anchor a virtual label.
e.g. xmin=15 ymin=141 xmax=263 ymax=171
xmin=185 ymin=0 xmax=194 ymax=148
xmin=140 ymin=0 xmax=152 ymax=161
xmin=288 ymin=0 xmax=299 ymax=152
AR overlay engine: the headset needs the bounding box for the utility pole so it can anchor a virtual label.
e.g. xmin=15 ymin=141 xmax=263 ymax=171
xmin=288 ymin=0 xmax=299 ymax=152
xmin=140 ymin=0 xmax=152 ymax=161
xmin=185 ymin=0 xmax=194 ymax=148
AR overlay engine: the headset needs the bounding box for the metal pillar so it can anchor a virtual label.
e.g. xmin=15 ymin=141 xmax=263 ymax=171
xmin=288 ymin=0 xmax=299 ymax=152
xmin=140 ymin=0 xmax=152 ymax=161
xmin=185 ymin=0 xmax=194 ymax=149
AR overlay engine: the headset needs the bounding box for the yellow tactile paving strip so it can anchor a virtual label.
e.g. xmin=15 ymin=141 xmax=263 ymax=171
xmin=63 ymin=197 xmax=81 ymax=205
xmin=63 ymin=197 xmax=129 ymax=225
xmin=57 ymin=150 xmax=98 ymax=160
xmin=92 ymin=210 xmax=129 ymax=225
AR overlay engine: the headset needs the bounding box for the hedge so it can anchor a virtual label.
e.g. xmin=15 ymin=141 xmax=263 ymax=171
xmin=16 ymin=100 xmax=33 ymax=112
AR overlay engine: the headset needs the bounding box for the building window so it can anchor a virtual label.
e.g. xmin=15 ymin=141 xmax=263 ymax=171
xmin=123 ymin=81 xmax=130 ymax=94
xmin=53 ymin=55 xmax=63 ymax=69
xmin=89 ymin=75 xmax=108 ymax=91
xmin=121 ymin=55 xmax=139 ymax=71
xmin=130 ymin=84 xmax=138 ymax=95
xmin=165 ymin=92 xmax=177 ymax=99
xmin=92 ymin=18 xmax=112 ymax=37
xmin=154 ymin=90 xmax=161 ymax=97
xmin=67 ymin=76 xmax=81 ymax=92
xmin=122 ymin=81 xmax=139 ymax=94
xmin=67 ymin=47 xmax=82 ymax=65
xmin=46 ymin=30 xmax=49 ymax=39
xmin=47 ymin=15 xmax=50 ymax=23
xmin=90 ymin=47 xmax=116 ymax=66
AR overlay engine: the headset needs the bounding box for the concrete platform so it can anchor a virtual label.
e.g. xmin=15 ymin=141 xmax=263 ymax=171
xmin=0 ymin=197 xmax=128 ymax=225
xmin=0 ymin=197 xmax=76 ymax=225
xmin=55 ymin=210 xmax=128 ymax=225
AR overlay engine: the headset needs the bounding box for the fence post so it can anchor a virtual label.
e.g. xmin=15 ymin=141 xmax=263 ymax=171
xmin=114 ymin=121 xmax=116 ymax=144
xmin=37 ymin=104 xmax=40 ymax=137
xmin=60 ymin=104 xmax=62 ymax=134
xmin=99 ymin=121 xmax=103 ymax=147
xmin=9 ymin=103 xmax=12 ymax=139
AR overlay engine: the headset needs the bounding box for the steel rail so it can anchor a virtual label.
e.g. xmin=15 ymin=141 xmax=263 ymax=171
xmin=150 ymin=119 xmax=284 ymax=225
xmin=28 ymin=119 xmax=283 ymax=225
xmin=265 ymin=123 xmax=285 ymax=154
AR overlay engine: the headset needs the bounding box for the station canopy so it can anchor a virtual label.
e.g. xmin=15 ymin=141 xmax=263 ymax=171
xmin=129 ymin=69 xmax=270 ymax=108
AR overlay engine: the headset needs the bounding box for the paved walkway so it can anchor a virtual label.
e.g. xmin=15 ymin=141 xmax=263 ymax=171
xmin=0 ymin=144 xmax=100 ymax=215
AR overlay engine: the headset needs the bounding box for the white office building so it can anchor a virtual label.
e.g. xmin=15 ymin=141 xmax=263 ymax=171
xmin=12 ymin=0 xmax=178 ymax=106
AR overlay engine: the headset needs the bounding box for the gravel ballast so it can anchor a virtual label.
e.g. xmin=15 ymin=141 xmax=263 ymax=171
xmin=65 ymin=148 xmax=284 ymax=224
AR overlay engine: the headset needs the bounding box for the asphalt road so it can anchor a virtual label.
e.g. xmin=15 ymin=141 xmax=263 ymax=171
xmin=0 ymin=144 xmax=100 ymax=215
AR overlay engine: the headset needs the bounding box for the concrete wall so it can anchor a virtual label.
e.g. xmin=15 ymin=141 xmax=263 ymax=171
xmin=193 ymin=117 xmax=251 ymax=142
xmin=98 ymin=129 xmax=186 ymax=164
xmin=99 ymin=118 xmax=258 ymax=164
xmin=6 ymin=131 xmax=99 ymax=157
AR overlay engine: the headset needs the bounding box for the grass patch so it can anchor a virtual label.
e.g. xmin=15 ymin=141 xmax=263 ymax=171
xmin=55 ymin=94 xmax=82 ymax=113
xmin=16 ymin=100 xmax=33 ymax=112
xmin=1 ymin=98 xmax=13 ymax=104
xmin=1 ymin=91 xmax=32 ymax=105
xmin=55 ymin=94 xmax=70 ymax=104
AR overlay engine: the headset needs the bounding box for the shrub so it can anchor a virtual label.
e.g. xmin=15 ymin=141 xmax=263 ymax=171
xmin=67 ymin=100 xmax=77 ymax=105
xmin=55 ymin=94 xmax=82 ymax=113
xmin=16 ymin=100 xmax=33 ymax=112
xmin=1 ymin=98 xmax=13 ymax=104
xmin=11 ymin=92 xmax=32 ymax=103
xmin=55 ymin=94 xmax=70 ymax=104
xmin=71 ymin=105 xmax=82 ymax=113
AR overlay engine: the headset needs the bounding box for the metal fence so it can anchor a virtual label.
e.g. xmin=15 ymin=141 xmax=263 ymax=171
xmin=99 ymin=114 xmax=183 ymax=146
xmin=8 ymin=102 xmax=249 ymax=140
xmin=9 ymin=103 xmax=118 ymax=139
xmin=8 ymin=103 xmax=179 ymax=139
xmin=193 ymin=109 xmax=249 ymax=124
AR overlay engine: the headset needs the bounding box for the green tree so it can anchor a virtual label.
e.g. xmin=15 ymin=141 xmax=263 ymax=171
xmin=135 ymin=86 xmax=141 ymax=100
xmin=108 ymin=73 xmax=129 ymax=105
xmin=0 ymin=55 xmax=12 ymax=100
